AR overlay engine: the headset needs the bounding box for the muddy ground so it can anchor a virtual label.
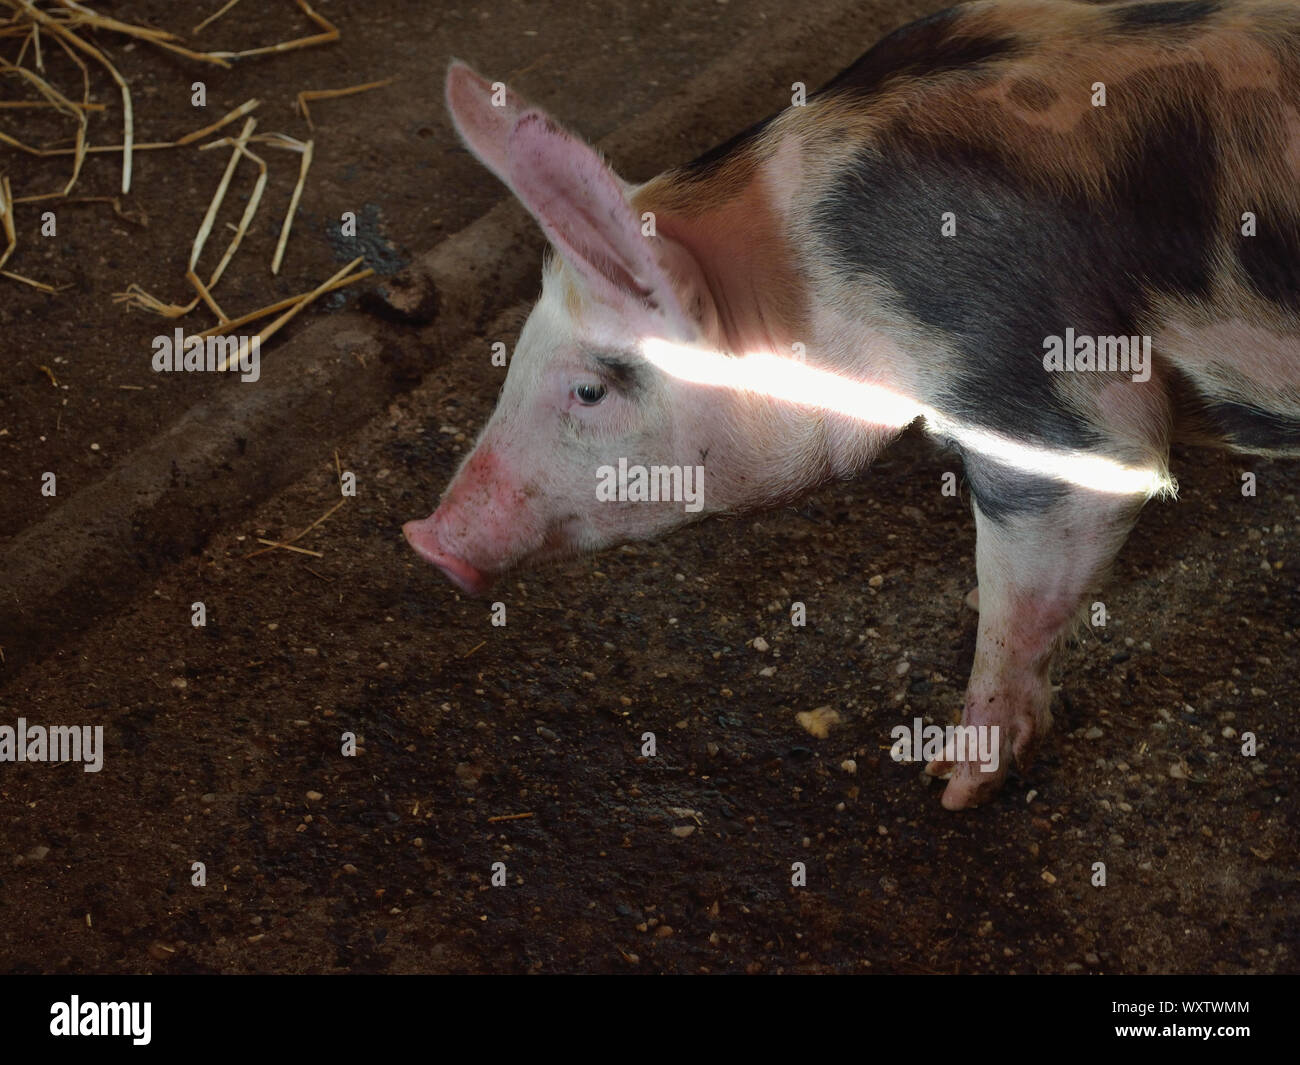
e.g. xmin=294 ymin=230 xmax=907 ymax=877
xmin=0 ymin=0 xmax=1296 ymax=975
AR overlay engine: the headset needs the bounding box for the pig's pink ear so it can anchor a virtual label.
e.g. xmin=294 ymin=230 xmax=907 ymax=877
xmin=506 ymin=112 xmax=691 ymax=331
xmin=444 ymin=60 xmax=529 ymax=187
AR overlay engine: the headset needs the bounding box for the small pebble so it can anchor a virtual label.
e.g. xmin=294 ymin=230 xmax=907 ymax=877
xmin=796 ymin=705 xmax=841 ymax=738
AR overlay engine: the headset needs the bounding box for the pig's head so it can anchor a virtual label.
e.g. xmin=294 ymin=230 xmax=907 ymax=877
xmin=404 ymin=62 xmax=764 ymax=596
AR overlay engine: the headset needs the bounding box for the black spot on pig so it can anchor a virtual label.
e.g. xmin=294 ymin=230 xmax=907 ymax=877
xmin=814 ymin=138 xmax=1099 ymax=451
xmin=818 ymin=6 xmax=1019 ymax=99
xmin=961 ymin=456 xmax=1069 ymax=522
xmin=1237 ymin=215 xmax=1300 ymax=312
xmin=1202 ymin=400 xmax=1300 ymax=452
xmin=1110 ymin=93 xmax=1220 ymax=293
xmin=812 ymin=81 xmax=1218 ymax=458
xmin=1113 ymin=1 xmax=1220 ymax=32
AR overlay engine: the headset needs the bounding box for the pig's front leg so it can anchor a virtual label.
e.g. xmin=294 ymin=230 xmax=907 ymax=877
xmin=927 ymin=477 xmax=1145 ymax=809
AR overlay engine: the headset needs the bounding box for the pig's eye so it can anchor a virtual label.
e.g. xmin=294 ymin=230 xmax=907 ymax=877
xmin=575 ymin=382 xmax=607 ymax=405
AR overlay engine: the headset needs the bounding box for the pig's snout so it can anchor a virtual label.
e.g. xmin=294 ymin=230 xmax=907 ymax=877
xmin=404 ymin=446 xmax=521 ymax=596
xmin=403 ymin=515 xmax=494 ymax=596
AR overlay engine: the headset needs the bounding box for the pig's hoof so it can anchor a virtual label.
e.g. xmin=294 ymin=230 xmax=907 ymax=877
xmin=924 ymin=757 xmax=954 ymax=780
xmin=925 ymin=727 xmax=1014 ymax=807
xmin=939 ymin=762 xmax=1008 ymax=809
xmin=964 ymin=585 xmax=980 ymax=612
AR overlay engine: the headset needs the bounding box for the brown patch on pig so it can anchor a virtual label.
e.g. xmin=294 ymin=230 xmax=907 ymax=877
xmin=864 ymin=4 xmax=1298 ymax=209
xmin=641 ymin=112 xmax=783 ymax=216
xmin=1199 ymin=28 xmax=1282 ymax=92
xmin=1005 ymin=76 xmax=1057 ymax=111
xmin=633 ymin=134 xmax=810 ymax=358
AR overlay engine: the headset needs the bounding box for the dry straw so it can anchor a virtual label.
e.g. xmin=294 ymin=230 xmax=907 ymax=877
xmin=1 ymin=1 xmax=387 ymax=570
xmin=245 ymin=497 xmax=346 ymax=559
xmin=296 ymin=78 xmax=393 ymax=130
xmin=0 ymin=170 xmax=59 ymax=289
xmin=262 ymin=131 xmax=312 ymax=274
xmin=203 ymin=0 xmax=338 ymax=60
xmin=2 ymin=0 xmax=389 ymax=318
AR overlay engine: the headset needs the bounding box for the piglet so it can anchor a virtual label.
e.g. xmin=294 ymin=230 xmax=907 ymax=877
xmin=406 ymin=0 xmax=1300 ymax=808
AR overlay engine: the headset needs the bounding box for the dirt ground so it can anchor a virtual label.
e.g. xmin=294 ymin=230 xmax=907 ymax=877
xmin=0 ymin=0 xmax=1296 ymax=975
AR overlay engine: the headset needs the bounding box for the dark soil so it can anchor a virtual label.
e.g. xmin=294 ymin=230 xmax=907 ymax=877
xmin=0 ymin=0 xmax=1295 ymax=975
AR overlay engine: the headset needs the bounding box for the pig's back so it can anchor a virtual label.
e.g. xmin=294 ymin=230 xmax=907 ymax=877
xmin=792 ymin=0 xmax=1300 ymax=456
